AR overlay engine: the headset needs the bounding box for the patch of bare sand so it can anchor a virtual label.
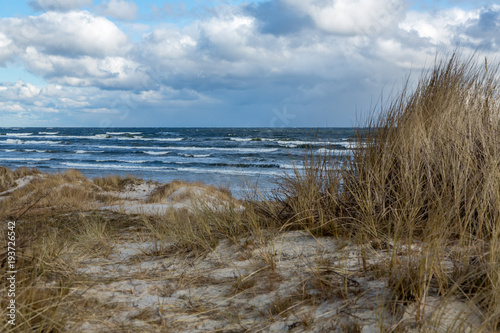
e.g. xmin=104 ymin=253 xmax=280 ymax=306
xmin=101 ymin=185 xmax=244 ymax=215
xmin=101 ymin=181 xmax=160 ymax=201
xmin=0 ymin=174 xmax=42 ymax=198
xmin=67 ymin=230 xmax=481 ymax=332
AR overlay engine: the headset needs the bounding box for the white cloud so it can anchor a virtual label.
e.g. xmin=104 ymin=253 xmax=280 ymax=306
xmin=199 ymin=15 xmax=261 ymax=61
xmin=22 ymin=48 xmax=143 ymax=89
xmin=283 ymin=0 xmax=406 ymax=35
xmin=0 ymin=32 xmax=14 ymax=65
xmin=0 ymin=11 xmax=137 ymax=89
xmin=12 ymin=81 xmax=41 ymax=99
xmin=375 ymin=38 xmax=432 ymax=69
xmin=141 ymin=28 xmax=197 ymax=60
xmin=400 ymin=8 xmax=479 ymax=45
xmin=58 ymin=97 xmax=90 ymax=108
xmin=96 ymin=0 xmax=138 ymax=21
xmin=0 ymin=102 xmax=25 ymax=112
xmin=1 ymin=11 xmax=128 ymax=58
xmin=29 ymin=0 xmax=93 ymax=12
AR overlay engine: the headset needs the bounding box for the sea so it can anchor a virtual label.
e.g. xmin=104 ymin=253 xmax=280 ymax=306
xmin=0 ymin=128 xmax=357 ymax=197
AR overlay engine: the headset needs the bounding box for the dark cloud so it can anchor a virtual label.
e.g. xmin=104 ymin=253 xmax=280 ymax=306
xmin=477 ymin=7 xmax=500 ymax=31
xmin=465 ymin=6 xmax=500 ymax=49
xmin=245 ymin=0 xmax=314 ymax=36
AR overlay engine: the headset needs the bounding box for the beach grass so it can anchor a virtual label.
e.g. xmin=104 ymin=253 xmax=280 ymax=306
xmin=1 ymin=52 xmax=500 ymax=331
xmin=92 ymin=174 xmax=143 ymax=191
xmin=270 ymin=51 xmax=500 ymax=330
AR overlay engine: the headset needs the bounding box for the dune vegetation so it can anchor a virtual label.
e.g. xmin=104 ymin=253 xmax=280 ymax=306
xmin=1 ymin=52 xmax=500 ymax=332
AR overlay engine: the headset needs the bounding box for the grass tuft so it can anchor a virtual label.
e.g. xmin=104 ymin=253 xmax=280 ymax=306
xmin=93 ymin=174 xmax=142 ymax=191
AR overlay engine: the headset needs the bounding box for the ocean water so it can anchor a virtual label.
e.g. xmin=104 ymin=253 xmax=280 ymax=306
xmin=0 ymin=128 xmax=356 ymax=196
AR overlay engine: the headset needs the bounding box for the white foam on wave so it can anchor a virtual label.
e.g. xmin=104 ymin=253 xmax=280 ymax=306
xmin=336 ymin=141 xmax=366 ymax=149
xmin=111 ymin=137 xmax=184 ymax=142
xmin=229 ymin=137 xmax=343 ymax=148
xmin=276 ymin=140 xmax=334 ymax=147
xmin=166 ymin=146 xmax=279 ymax=153
xmin=3 ymin=139 xmax=22 ymax=145
xmin=116 ymin=137 xmax=185 ymax=142
xmin=96 ymin=159 xmax=149 ymax=164
xmin=106 ymin=132 xmax=142 ymax=135
xmin=148 ymin=138 xmax=185 ymax=142
xmin=230 ymin=137 xmax=335 ymax=145
xmin=279 ymin=163 xmax=306 ymax=169
xmin=27 ymin=140 xmax=62 ymax=145
xmin=176 ymin=167 xmax=281 ymax=176
xmin=24 ymin=149 xmax=48 ymax=153
xmin=61 ymin=162 xmax=169 ymax=172
xmin=7 ymin=133 xmax=33 ymax=137
xmin=75 ymin=150 xmax=105 ymax=154
xmin=96 ymin=145 xmax=137 ymax=150
xmin=2 ymin=134 xmax=125 ymax=140
xmin=59 ymin=162 xmax=281 ymax=176
xmin=1 ymin=139 xmax=62 ymax=145
xmin=230 ymin=138 xmax=252 ymax=142
xmin=2 ymin=149 xmax=16 ymax=152
xmin=280 ymin=143 xmax=298 ymax=148
xmin=114 ymin=136 xmax=144 ymax=140
xmin=96 ymin=145 xmax=278 ymax=153
xmin=1 ymin=157 xmax=51 ymax=161
xmin=17 ymin=134 xmax=115 ymax=140
xmin=101 ymin=134 xmax=184 ymax=142
xmin=143 ymin=151 xmax=170 ymax=155
xmin=178 ymin=153 xmax=211 ymax=158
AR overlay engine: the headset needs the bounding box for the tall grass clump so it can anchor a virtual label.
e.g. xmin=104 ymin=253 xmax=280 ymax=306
xmin=342 ymin=52 xmax=500 ymax=328
xmin=273 ymin=52 xmax=500 ymax=329
xmin=344 ymin=53 xmax=500 ymax=240
xmin=268 ymin=147 xmax=344 ymax=236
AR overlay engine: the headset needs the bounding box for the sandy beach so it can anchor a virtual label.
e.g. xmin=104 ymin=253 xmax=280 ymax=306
xmin=0 ymin=169 xmax=483 ymax=332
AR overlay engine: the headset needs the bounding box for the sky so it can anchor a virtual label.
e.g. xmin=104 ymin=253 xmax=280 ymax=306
xmin=0 ymin=0 xmax=498 ymax=127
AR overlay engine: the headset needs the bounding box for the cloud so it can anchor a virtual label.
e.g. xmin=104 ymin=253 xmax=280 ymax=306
xmin=22 ymin=48 xmax=144 ymax=89
xmin=139 ymin=28 xmax=197 ymax=60
xmin=29 ymin=0 xmax=93 ymax=12
xmin=465 ymin=5 xmax=500 ymax=49
xmin=0 ymin=81 xmax=41 ymax=100
xmin=0 ymin=32 xmax=14 ymax=65
xmin=1 ymin=11 xmax=128 ymax=58
xmin=400 ymin=7 xmax=479 ymax=45
xmin=282 ymin=0 xmax=407 ymax=35
xmin=0 ymin=80 xmax=114 ymax=117
xmin=0 ymin=102 xmax=26 ymax=113
xmin=0 ymin=11 xmax=138 ymax=90
xmin=96 ymin=0 xmax=139 ymax=21
xmin=245 ymin=0 xmax=314 ymax=35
